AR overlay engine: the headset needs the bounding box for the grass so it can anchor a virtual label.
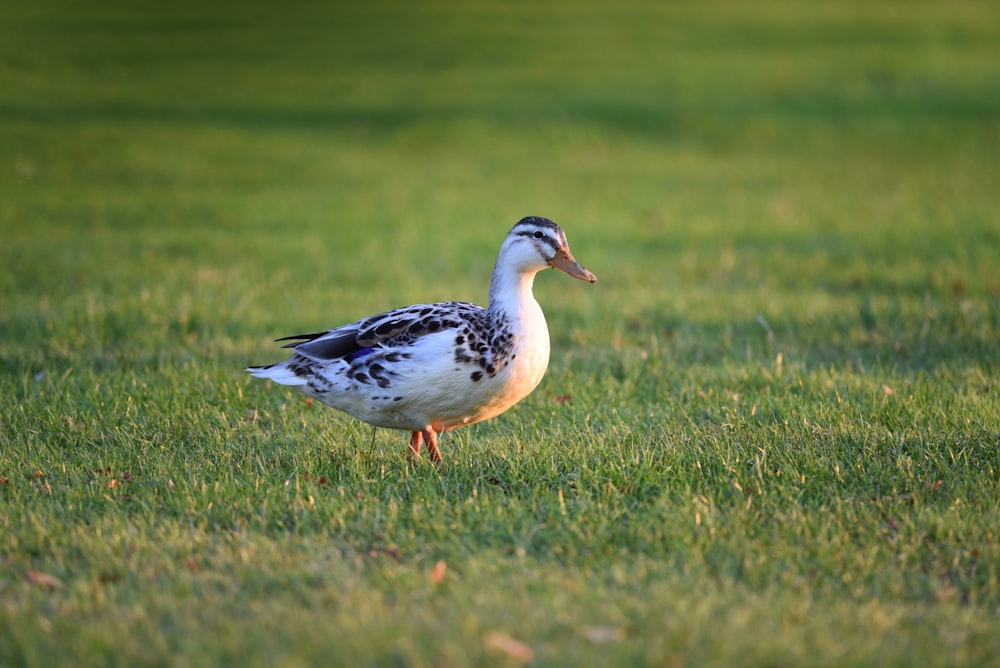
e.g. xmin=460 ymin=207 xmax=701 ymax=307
xmin=2 ymin=0 xmax=999 ymax=665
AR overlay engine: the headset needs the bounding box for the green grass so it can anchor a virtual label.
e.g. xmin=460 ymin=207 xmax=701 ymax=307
xmin=2 ymin=0 xmax=999 ymax=665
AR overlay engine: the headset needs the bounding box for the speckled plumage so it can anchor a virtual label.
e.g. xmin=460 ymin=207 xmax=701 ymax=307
xmin=247 ymin=216 xmax=596 ymax=462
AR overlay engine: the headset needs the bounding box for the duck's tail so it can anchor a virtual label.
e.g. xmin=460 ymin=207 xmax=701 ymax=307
xmin=245 ymin=362 xmax=309 ymax=386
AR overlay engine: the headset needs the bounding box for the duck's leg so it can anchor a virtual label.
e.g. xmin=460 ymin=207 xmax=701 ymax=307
xmin=408 ymin=430 xmax=423 ymax=459
xmin=423 ymin=428 xmax=441 ymax=463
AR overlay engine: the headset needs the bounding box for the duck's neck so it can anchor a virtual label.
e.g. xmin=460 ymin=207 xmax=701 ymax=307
xmin=486 ymin=256 xmax=551 ymax=382
xmin=487 ymin=260 xmax=542 ymax=318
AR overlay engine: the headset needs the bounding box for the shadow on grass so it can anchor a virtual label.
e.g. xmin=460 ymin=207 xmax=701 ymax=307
xmin=4 ymin=87 xmax=998 ymax=139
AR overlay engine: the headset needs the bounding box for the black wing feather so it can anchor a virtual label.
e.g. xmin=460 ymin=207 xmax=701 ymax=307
xmin=272 ymin=301 xmax=484 ymax=362
xmin=277 ymin=332 xmax=331 ymax=347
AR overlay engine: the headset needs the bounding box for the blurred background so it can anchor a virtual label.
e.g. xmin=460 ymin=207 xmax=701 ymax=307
xmin=2 ymin=0 xmax=998 ymax=372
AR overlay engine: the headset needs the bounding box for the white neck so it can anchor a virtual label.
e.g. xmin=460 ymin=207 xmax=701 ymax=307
xmin=486 ymin=252 xmax=551 ymax=387
xmin=487 ymin=256 xmax=543 ymax=315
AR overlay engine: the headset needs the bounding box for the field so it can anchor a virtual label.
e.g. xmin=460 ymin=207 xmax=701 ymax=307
xmin=2 ymin=1 xmax=999 ymax=665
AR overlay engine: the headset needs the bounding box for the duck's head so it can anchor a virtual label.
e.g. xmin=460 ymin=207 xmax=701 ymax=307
xmin=500 ymin=216 xmax=597 ymax=283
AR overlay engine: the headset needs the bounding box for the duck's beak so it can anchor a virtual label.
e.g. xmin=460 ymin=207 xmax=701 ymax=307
xmin=549 ymin=248 xmax=597 ymax=283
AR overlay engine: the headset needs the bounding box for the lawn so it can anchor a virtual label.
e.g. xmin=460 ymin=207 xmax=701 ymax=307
xmin=1 ymin=0 xmax=999 ymax=665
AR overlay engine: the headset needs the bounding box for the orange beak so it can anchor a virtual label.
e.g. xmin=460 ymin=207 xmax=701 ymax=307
xmin=549 ymin=248 xmax=597 ymax=283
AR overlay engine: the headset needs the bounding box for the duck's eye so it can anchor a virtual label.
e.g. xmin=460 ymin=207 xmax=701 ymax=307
xmin=533 ymin=231 xmax=544 ymax=239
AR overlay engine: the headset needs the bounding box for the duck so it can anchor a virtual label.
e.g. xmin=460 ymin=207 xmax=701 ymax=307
xmin=247 ymin=216 xmax=596 ymax=462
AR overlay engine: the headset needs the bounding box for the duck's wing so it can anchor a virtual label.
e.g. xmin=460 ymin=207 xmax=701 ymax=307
xmin=275 ymin=328 xmax=364 ymax=360
xmin=276 ymin=301 xmax=483 ymax=362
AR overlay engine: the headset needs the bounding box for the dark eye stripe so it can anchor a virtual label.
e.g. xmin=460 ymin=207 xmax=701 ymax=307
xmin=516 ymin=229 xmax=560 ymax=252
